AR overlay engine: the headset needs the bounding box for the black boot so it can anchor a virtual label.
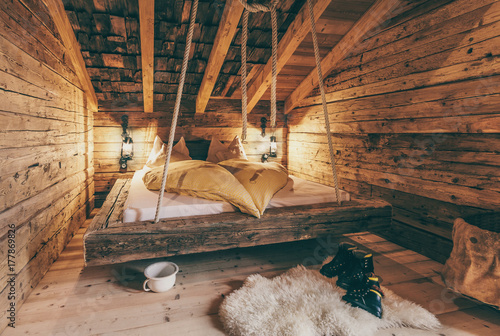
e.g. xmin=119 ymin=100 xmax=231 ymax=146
xmin=342 ymin=273 xmax=384 ymax=318
xmin=320 ymin=242 xmax=356 ymax=278
xmin=336 ymin=250 xmax=374 ymax=290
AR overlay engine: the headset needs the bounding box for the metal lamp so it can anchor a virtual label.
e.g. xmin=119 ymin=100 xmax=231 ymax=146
xmin=269 ymin=135 xmax=277 ymax=157
xmin=120 ymin=115 xmax=133 ymax=169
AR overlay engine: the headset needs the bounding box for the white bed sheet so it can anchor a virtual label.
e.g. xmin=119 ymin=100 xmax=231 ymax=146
xmin=123 ymin=168 xmax=350 ymax=222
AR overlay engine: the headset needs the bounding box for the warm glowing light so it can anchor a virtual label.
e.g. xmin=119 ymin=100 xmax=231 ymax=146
xmin=120 ymin=115 xmax=134 ymax=169
xmin=121 ymin=137 xmax=134 ymax=158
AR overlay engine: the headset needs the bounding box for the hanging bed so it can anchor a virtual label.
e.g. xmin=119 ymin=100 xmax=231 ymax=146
xmin=83 ymin=173 xmax=392 ymax=266
xmin=83 ymin=0 xmax=392 ymax=266
xmin=83 ymin=136 xmax=391 ymax=266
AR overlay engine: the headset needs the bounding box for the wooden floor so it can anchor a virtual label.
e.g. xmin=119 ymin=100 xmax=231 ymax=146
xmin=13 ymin=212 xmax=500 ymax=336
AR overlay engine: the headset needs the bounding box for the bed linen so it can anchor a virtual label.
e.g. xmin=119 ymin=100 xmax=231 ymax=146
xmin=143 ymin=160 xmax=261 ymax=217
xmin=123 ymin=168 xmax=351 ymax=223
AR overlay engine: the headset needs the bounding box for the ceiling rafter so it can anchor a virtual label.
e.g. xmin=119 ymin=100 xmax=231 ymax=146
xmin=196 ymin=0 xmax=244 ymax=114
xmin=42 ymin=0 xmax=98 ymax=111
xmin=284 ymin=0 xmax=401 ymax=114
xmin=139 ymin=0 xmax=155 ymax=113
xmin=245 ymin=0 xmax=333 ymax=114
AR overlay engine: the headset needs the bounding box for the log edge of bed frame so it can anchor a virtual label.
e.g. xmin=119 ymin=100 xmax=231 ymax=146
xmin=84 ymin=179 xmax=393 ymax=266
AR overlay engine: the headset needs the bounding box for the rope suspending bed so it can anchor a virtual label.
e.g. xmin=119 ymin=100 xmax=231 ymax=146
xmin=155 ymin=0 xmax=340 ymax=220
xmin=239 ymin=0 xmax=341 ymax=204
xmin=239 ymin=0 xmax=279 ymax=143
xmin=154 ymin=0 xmax=199 ymax=223
xmin=82 ymin=0 xmax=392 ymax=266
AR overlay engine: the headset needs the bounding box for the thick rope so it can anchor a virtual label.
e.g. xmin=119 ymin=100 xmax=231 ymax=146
xmin=241 ymin=10 xmax=249 ymax=141
xmin=270 ymin=5 xmax=277 ymax=130
xmin=239 ymin=0 xmax=278 ymax=138
xmin=154 ymin=0 xmax=199 ymax=223
xmin=238 ymin=0 xmax=278 ymax=13
xmin=306 ymin=0 xmax=341 ymax=205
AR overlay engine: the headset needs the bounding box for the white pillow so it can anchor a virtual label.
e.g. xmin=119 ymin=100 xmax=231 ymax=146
xmin=207 ymin=135 xmax=247 ymax=163
xmin=145 ymin=135 xmax=164 ymax=167
xmin=145 ymin=136 xmax=191 ymax=168
xmin=173 ymin=136 xmax=190 ymax=157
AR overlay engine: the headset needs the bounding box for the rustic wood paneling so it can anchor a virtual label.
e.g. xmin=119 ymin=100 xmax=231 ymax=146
xmin=287 ymin=0 xmax=500 ymax=262
xmin=93 ymin=99 xmax=288 ymax=206
xmin=0 ymin=1 xmax=95 ymax=332
xmin=284 ymin=0 xmax=403 ymax=113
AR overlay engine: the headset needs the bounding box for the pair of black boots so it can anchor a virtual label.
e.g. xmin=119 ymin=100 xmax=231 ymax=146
xmin=320 ymin=242 xmax=384 ymax=318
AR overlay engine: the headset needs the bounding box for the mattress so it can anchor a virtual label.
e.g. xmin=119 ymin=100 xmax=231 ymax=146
xmin=123 ymin=168 xmax=350 ymax=222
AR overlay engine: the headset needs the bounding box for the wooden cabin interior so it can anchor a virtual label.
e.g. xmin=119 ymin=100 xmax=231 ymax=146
xmin=1 ymin=0 xmax=499 ymax=334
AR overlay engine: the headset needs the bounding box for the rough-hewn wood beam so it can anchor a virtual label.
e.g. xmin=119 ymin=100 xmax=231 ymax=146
xmin=284 ymin=0 xmax=401 ymax=114
xmin=196 ymin=0 xmax=244 ymax=114
xmin=84 ymin=179 xmax=392 ymax=266
xmin=139 ymin=0 xmax=155 ymax=113
xmin=42 ymin=0 xmax=98 ymax=111
xmin=245 ymin=0 xmax=332 ymax=113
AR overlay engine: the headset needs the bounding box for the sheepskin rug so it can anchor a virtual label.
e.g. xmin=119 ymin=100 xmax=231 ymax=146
xmin=219 ymin=266 xmax=441 ymax=336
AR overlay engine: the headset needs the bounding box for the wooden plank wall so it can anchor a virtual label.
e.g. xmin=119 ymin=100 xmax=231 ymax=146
xmin=94 ymin=99 xmax=287 ymax=207
xmin=0 ymin=0 xmax=95 ymax=332
xmin=287 ymin=0 xmax=500 ymax=262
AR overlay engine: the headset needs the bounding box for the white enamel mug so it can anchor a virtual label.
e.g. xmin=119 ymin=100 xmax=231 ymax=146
xmin=143 ymin=261 xmax=179 ymax=293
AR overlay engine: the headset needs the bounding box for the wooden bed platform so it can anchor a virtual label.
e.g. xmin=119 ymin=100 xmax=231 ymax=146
xmin=84 ymin=178 xmax=393 ymax=266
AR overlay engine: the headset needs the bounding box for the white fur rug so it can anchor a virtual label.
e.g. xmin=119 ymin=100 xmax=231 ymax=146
xmin=219 ymin=266 xmax=441 ymax=336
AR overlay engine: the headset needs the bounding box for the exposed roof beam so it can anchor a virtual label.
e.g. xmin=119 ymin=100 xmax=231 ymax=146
xmin=196 ymin=0 xmax=244 ymax=114
xmin=245 ymin=0 xmax=333 ymax=113
xmin=284 ymin=0 xmax=401 ymax=114
xmin=43 ymin=0 xmax=98 ymax=111
xmin=139 ymin=0 xmax=155 ymax=113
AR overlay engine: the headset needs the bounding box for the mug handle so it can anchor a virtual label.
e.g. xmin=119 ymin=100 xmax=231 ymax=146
xmin=143 ymin=279 xmax=151 ymax=292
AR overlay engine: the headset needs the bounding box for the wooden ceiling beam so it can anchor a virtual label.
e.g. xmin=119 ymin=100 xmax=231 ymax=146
xmin=196 ymin=0 xmax=244 ymax=114
xmin=245 ymin=0 xmax=333 ymax=113
xmin=284 ymin=0 xmax=401 ymax=114
xmin=139 ymin=0 xmax=155 ymax=113
xmin=42 ymin=0 xmax=98 ymax=111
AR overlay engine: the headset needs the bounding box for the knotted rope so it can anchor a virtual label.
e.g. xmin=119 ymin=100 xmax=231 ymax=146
xmin=241 ymin=10 xmax=249 ymax=141
xmin=239 ymin=0 xmax=279 ymax=140
xmin=154 ymin=0 xmax=199 ymax=223
xmin=238 ymin=0 xmax=278 ymax=12
xmin=270 ymin=6 xmax=277 ymax=131
xmin=306 ymin=0 xmax=341 ymax=205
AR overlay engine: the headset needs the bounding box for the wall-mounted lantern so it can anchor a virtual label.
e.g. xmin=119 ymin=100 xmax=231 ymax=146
xmin=120 ymin=115 xmax=133 ymax=170
xmin=269 ymin=135 xmax=277 ymax=157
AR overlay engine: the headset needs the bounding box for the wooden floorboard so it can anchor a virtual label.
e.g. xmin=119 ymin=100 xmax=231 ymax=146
xmin=13 ymin=213 xmax=500 ymax=335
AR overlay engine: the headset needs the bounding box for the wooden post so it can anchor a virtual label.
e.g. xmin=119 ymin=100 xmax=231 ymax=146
xmin=139 ymin=0 xmax=155 ymax=113
xmin=196 ymin=0 xmax=244 ymax=114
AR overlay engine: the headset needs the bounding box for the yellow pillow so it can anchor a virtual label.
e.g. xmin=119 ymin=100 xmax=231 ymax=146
xmin=218 ymin=159 xmax=288 ymax=215
xmin=143 ymin=160 xmax=260 ymax=218
xmin=145 ymin=136 xmax=191 ymax=168
xmin=207 ymin=136 xmax=247 ymax=163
